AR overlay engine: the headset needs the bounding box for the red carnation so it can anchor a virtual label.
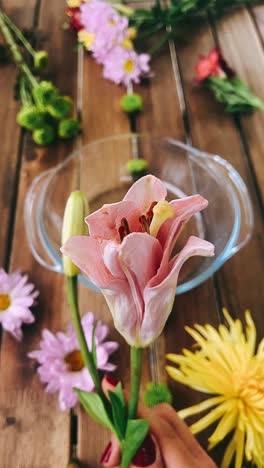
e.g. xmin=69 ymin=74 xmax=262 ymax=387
xmin=65 ymin=7 xmax=83 ymax=31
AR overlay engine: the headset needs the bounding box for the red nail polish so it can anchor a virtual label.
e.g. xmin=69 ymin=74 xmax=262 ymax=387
xmin=105 ymin=373 xmax=119 ymax=386
xmin=132 ymin=434 xmax=156 ymax=467
xmin=100 ymin=442 xmax=112 ymax=464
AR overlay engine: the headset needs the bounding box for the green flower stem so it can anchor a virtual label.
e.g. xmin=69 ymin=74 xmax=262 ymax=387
xmin=66 ymin=276 xmax=104 ymax=399
xmin=2 ymin=12 xmax=35 ymax=57
xmin=20 ymin=76 xmax=33 ymax=107
xmin=0 ymin=11 xmax=37 ymax=87
xmin=128 ymin=347 xmax=143 ymax=419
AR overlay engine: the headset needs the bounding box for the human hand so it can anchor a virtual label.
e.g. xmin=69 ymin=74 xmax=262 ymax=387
xmin=100 ymin=377 xmax=216 ymax=468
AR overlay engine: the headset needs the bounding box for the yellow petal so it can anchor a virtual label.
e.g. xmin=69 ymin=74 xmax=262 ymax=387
xmin=221 ymin=434 xmax=236 ymax=468
xmin=208 ymin=405 xmax=238 ymax=449
xmin=235 ymin=428 xmax=245 ymax=468
xmin=190 ymin=400 xmax=232 ymax=434
xmin=178 ymin=396 xmax=225 ymax=420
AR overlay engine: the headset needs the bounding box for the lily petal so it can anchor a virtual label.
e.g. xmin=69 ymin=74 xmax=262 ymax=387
xmin=124 ymin=174 xmax=167 ymax=212
xmin=87 ymin=200 xmax=141 ymax=241
xmin=140 ymin=236 xmax=214 ymax=346
xmin=61 ymin=236 xmax=113 ymax=288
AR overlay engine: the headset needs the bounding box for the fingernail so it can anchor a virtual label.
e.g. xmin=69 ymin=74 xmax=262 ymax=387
xmin=132 ymin=434 xmax=156 ymax=467
xmin=100 ymin=442 xmax=112 ymax=464
xmin=105 ymin=373 xmax=119 ymax=386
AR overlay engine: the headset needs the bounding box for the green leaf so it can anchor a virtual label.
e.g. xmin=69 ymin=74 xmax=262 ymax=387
xmin=121 ymin=419 xmax=150 ymax=468
xmin=207 ymin=76 xmax=264 ymax=114
xmin=75 ymin=389 xmax=114 ymax=431
xmin=108 ymin=383 xmax=127 ymax=441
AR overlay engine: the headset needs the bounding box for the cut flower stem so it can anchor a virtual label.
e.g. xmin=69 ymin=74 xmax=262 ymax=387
xmin=128 ymin=346 xmax=143 ymax=419
xmin=66 ymin=275 xmax=104 ymax=399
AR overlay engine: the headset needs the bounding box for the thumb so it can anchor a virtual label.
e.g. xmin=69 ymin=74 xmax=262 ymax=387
xmin=101 ymin=433 xmax=163 ymax=467
xmin=102 ymin=373 xmax=120 ymax=398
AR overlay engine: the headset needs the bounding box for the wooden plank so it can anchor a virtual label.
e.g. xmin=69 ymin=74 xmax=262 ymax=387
xmin=0 ymin=1 xmax=30 ymax=267
xmin=211 ymin=10 xmax=264 ymax=335
xmin=135 ymin=39 xmax=221 ymax=458
xmin=174 ymin=13 xmax=264 ymax=328
xmin=0 ymin=0 xmax=77 ymax=465
xmin=77 ymin=53 xmax=136 ymax=467
xmin=216 ymin=8 xmax=264 ymax=207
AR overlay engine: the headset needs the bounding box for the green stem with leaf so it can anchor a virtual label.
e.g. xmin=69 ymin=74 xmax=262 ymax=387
xmin=128 ymin=347 xmax=143 ymax=419
xmin=66 ymin=276 xmax=104 ymax=399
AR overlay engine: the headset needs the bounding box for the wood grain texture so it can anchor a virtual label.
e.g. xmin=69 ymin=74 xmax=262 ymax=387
xmin=1 ymin=2 xmax=264 ymax=467
xmin=0 ymin=0 xmax=35 ymax=267
xmin=77 ymin=51 xmax=135 ymax=468
xmin=212 ymin=9 xmax=264 ymax=335
xmin=0 ymin=0 xmax=77 ymax=465
xmin=136 ymin=40 xmax=221 ymax=458
xmin=216 ymin=8 xmax=264 ymax=207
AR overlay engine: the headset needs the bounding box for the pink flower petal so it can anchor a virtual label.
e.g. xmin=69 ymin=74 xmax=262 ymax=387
xmin=61 ymin=236 xmax=114 ymax=288
xmin=124 ymin=175 xmax=167 ymax=213
xmin=119 ymin=232 xmax=163 ymax=322
xmin=140 ymin=236 xmax=214 ymax=346
xmin=87 ymin=200 xmax=140 ymax=241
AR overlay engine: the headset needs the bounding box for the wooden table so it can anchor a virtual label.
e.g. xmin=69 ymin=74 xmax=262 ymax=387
xmin=0 ymin=1 xmax=264 ymax=467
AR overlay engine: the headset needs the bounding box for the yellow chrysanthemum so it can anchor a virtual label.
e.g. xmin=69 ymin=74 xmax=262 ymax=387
xmin=166 ymin=309 xmax=264 ymax=468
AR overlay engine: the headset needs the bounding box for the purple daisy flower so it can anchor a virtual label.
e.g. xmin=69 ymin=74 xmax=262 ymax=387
xmin=28 ymin=312 xmax=119 ymax=411
xmin=80 ymin=0 xmax=128 ymax=63
xmin=0 ymin=268 xmax=38 ymax=340
xmin=103 ymin=46 xmax=150 ymax=86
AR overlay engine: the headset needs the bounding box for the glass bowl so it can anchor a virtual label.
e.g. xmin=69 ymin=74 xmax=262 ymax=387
xmin=24 ymin=134 xmax=253 ymax=295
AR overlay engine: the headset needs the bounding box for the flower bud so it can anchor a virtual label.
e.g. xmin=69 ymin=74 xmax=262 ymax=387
xmin=32 ymin=125 xmax=56 ymax=146
xmin=17 ymin=106 xmax=49 ymax=130
xmin=58 ymin=118 xmax=80 ymax=139
xmin=127 ymin=159 xmax=149 ymax=181
xmin=61 ymin=191 xmax=89 ymax=277
xmin=33 ymin=81 xmax=59 ymax=108
xmin=120 ymin=93 xmax=143 ymax=113
xmin=34 ymin=50 xmax=49 ymax=70
xmin=144 ymin=382 xmax=173 ymax=407
xmin=47 ymin=96 xmax=73 ymax=120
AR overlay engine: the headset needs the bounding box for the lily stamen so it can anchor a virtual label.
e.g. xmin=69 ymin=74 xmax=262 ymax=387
xmin=118 ymin=217 xmax=130 ymax=241
xmin=139 ymin=215 xmax=150 ymax=233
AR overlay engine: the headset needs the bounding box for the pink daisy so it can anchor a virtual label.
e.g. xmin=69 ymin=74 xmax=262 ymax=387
xmin=0 ymin=268 xmax=38 ymax=340
xmin=103 ymin=46 xmax=150 ymax=86
xmin=80 ymin=0 xmax=128 ymax=63
xmin=28 ymin=312 xmax=119 ymax=411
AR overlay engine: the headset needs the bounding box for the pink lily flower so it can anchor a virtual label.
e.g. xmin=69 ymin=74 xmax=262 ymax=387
xmin=61 ymin=175 xmax=214 ymax=347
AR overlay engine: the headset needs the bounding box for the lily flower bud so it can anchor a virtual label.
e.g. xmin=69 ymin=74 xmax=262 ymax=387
xmin=62 ymin=191 xmax=89 ymax=277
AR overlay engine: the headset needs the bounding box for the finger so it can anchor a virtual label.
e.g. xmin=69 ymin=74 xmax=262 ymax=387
xmin=153 ymin=403 xmax=208 ymax=458
xmin=100 ymin=433 xmax=163 ymax=468
xmin=147 ymin=417 xmax=195 ymax=468
xmin=130 ymin=433 xmax=163 ymax=468
xmin=100 ymin=434 xmax=121 ymax=467
xmin=102 ymin=374 xmax=120 ymax=399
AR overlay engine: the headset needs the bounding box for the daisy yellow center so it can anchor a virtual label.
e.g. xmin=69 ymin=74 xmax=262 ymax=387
xmin=0 ymin=294 xmax=11 ymax=311
xmin=109 ymin=19 xmax=116 ymax=26
xmin=124 ymin=59 xmax=134 ymax=74
xmin=121 ymin=38 xmax=133 ymax=50
xmin=65 ymin=350 xmax=84 ymax=372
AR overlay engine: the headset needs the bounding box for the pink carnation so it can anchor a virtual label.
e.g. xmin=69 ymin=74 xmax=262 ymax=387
xmin=0 ymin=268 xmax=38 ymax=340
xmin=103 ymin=46 xmax=150 ymax=86
xmin=28 ymin=312 xmax=118 ymax=411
